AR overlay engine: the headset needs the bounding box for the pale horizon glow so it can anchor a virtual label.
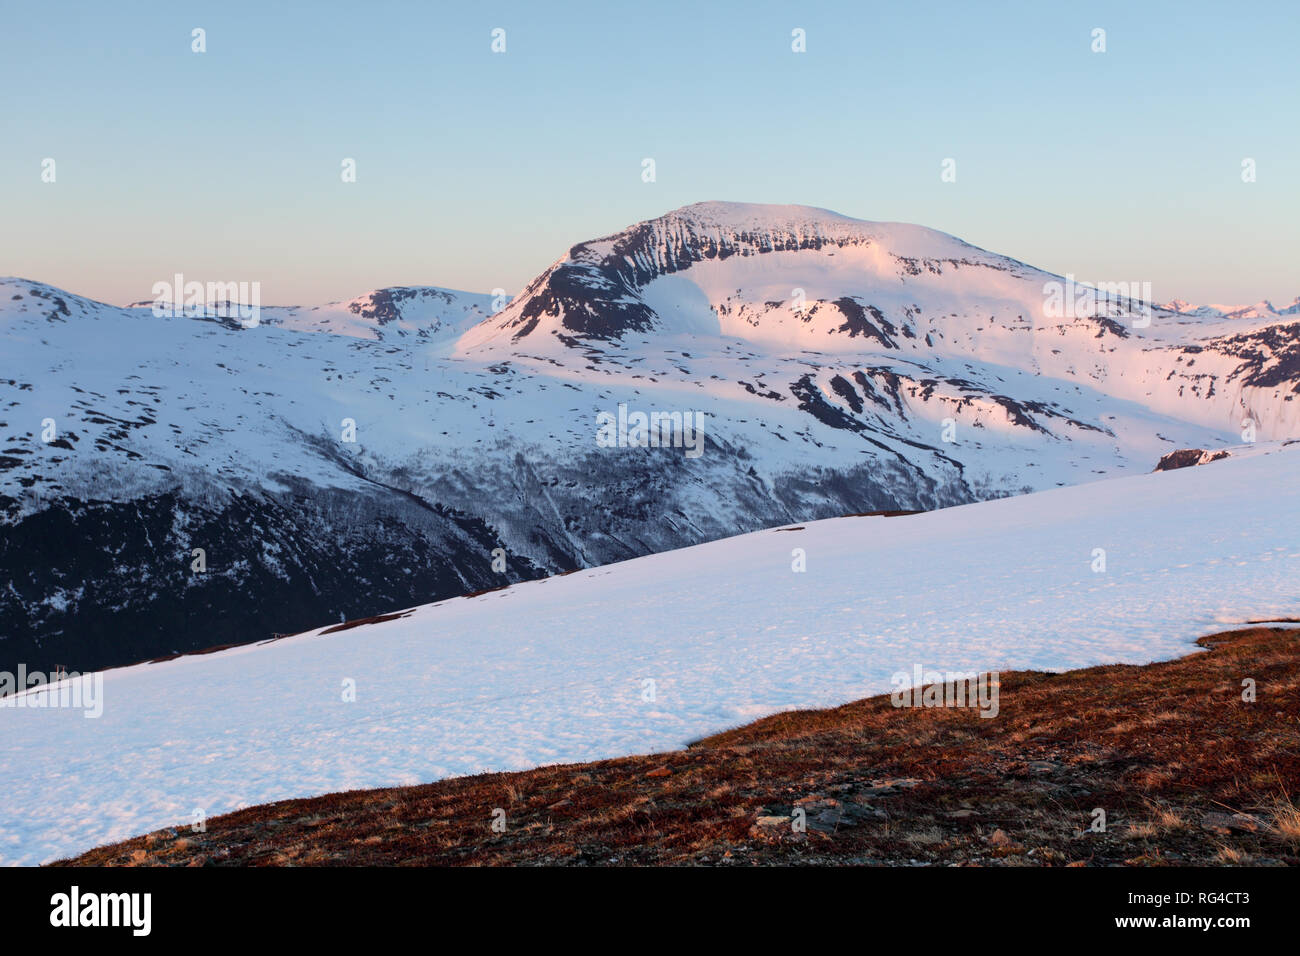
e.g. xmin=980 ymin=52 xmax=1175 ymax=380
xmin=1 ymin=0 xmax=1296 ymax=308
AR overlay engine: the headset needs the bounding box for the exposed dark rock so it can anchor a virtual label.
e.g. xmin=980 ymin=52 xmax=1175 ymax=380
xmin=1155 ymin=448 xmax=1232 ymax=472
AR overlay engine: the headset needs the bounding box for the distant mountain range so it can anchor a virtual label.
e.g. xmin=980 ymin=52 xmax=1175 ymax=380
xmin=3 ymin=201 xmax=1298 ymax=671
xmin=1157 ymin=297 xmax=1300 ymax=321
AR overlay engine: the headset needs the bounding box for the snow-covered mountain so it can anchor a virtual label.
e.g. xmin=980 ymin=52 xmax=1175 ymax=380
xmin=3 ymin=201 xmax=1298 ymax=672
xmin=1157 ymin=296 xmax=1300 ymax=322
xmin=125 ymin=285 xmax=497 ymax=341
xmin=464 ymin=202 xmax=1300 ymax=436
xmin=2 ymin=440 xmax=1296 ymax=866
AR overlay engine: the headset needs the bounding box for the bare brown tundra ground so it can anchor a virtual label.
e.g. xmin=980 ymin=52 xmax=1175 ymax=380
xmin=58 ymin=626 xmax=1300 ymax=867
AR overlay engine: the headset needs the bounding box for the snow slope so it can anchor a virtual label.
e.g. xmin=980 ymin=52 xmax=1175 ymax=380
xmin=1 ymin=442 xmax=1296 ymax=866
xmin=127 ymin=284 xmax=497 ymax=342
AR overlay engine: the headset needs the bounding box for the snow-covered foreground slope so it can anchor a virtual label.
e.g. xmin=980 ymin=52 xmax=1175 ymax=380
xmin=2 ymin=444 xmax=1296 ymax=866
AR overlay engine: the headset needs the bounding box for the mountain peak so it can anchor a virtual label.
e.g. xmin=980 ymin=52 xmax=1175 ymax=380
xmin=657 ymin=200 xmax=864 ymax=228
xmin=457 ymin=202 xmax=1002 ymax=351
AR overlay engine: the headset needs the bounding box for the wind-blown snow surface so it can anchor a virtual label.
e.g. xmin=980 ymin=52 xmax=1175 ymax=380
xmin=2 ymin=444 xmax=1296 ymax=866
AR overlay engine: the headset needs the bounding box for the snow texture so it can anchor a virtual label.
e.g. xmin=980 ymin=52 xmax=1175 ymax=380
xmin=1 ymin=442 xmax=1296 ymax=865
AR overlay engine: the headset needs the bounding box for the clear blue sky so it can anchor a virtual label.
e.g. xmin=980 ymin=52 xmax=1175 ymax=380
xmin=2 ymin=0 xmax=1296 ymax=307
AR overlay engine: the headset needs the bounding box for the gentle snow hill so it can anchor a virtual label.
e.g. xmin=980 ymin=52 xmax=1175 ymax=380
xmin=1 ymin=443 xmax=1297 ymax=866
xmin=3 ymin=201 xmax=1299 ymax=671
xmin=122 ymin=285 xmax=495 ymax=342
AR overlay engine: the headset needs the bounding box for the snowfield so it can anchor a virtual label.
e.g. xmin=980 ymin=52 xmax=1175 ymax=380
xmin=1 ymin=442 xmax=1296 ymax=866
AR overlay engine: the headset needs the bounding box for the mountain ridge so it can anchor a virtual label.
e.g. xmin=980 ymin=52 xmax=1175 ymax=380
xmin=3 ymin=200 xmax=1299 ymax=672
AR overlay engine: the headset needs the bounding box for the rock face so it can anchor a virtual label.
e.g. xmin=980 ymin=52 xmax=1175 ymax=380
xmin=0 ymin=488 xmax=542 ymax=674
xmin=3 ymin=201 xmax=1299 ymax=671
xmin=1155 ymin=448 xmax=1233 ymax=472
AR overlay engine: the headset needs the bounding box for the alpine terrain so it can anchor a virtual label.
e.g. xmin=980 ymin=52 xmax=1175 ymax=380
xmin=2 ymin=201 xmax=1298 ymax=673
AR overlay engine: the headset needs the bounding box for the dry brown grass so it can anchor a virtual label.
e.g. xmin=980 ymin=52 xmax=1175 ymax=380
xmin=1216 ymin=845 xmax=1250 ymax=864
xmin=1267 ymin=794 xmax=1300 ymax=845
xmin=54 ymin=626 xmax=1300 ymax=868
